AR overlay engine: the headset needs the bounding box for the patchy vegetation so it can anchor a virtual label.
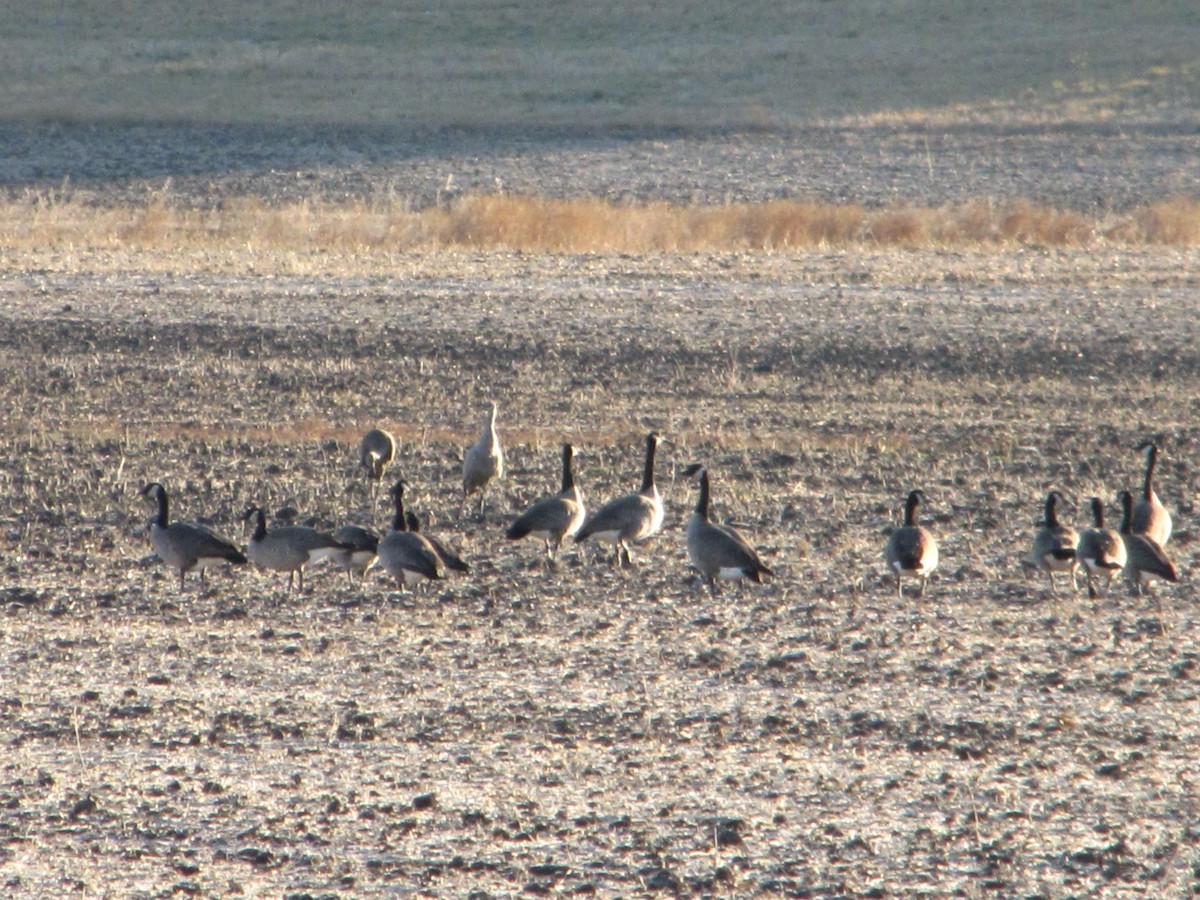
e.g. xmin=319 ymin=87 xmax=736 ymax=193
xmin=1 ymin=240 xmax=1199 ymax=896
xmin=4 ymin=193 xmax=1200 ymax=253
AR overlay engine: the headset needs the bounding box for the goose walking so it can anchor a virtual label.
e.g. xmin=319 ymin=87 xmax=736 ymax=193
xmin=377 ymin=480 xmax=444 ymax=590
xmin=574 ymin=433 xmax=665 ymax=567
xmin=681 ymin=464 xmax=773 ymax=596
xmin=139 ymin=482 xmax=247 ymax=590
xmin=405 ymin=509 xmax=470 ymax=575
xmin=1118 ymin=489 xmax=1178 ymax=595
xmin=505 ymin=443 xmax=586 ymax=559
xmin=463 ymin=401 xmax=504 ymax=516
xmin=331 ymin=524 xmax=380 ymax=584
xmin=244 ymin=506 xmax=350 ymax=592
xmin=884 ymin=489 xmax=939 ymax=598
xmin=1077 ymin=497 xmax=1126 ymax=599
xmin=359 ymin=428 xmax=397 ymax=487
xmin=1132 ymin=440 xmax=1172 ymax=546
xmin=1031 ymin=491 xmax=1079 ymax=595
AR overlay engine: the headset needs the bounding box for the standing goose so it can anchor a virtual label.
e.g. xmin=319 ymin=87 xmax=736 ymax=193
xmin=462 ymin=401 xmax=504 ymax=516
xmin=377 ymin=480 xmax=444 ymax=589
xmin=505 ymin=443 xmax=587 ymax=559
xmin=1031 ymin=490 xmax=1079 ymax=595
xmin=405 ymin=509 xmax=470 ymax=574
xmin=681 ymin=464 xmax=773 ymax=596
xmin=1077 ymin=497 xmax=1127 ymax=599
xmin=331 ymin=524 xmax=381 ymax=584
xmin=1132 ymin=440 xmax=1172 ymax=546
xmin=244 ymin=506 xmax=350 ymax=592
xmin=574 ymin=433 xmax=665 ymax=567
xmin=1118 ymin=489 xmax=1179 ymax=595
xmin=359 ymin=428 xmax=397 ymax=486
xmin=884 ymin=489 xmax=939 ymax=598
xmin=139 ymin=482 xmax=247 ymax=590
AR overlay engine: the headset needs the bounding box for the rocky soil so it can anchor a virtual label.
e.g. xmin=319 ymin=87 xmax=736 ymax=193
xmin=2 ymin=114 xmax=1200 ymax=897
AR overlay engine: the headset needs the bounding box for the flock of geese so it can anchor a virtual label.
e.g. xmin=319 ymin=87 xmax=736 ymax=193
xmin=138 ymin=405 xmax=1182 ymax=602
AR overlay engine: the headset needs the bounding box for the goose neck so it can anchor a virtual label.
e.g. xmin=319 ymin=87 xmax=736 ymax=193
xmin=640 ymin=436 xmax=657 ymax=493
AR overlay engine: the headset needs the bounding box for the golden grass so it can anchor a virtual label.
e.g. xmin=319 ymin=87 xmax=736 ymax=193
xmin=2 ymin=192 xmax=1199 ymax=253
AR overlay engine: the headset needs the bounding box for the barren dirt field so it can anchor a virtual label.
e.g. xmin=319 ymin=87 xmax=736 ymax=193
xmin=5 ymin=103 xmax=1200 ymax=899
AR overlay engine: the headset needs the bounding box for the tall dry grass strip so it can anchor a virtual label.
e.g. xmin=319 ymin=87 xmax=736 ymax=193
xmin=1 ymin=193 xmax=1198 ymax=253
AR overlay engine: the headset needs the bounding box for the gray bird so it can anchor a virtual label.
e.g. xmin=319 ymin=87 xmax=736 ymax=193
xmin=359 ymin=428 xmax=397 ymax=485
xmin=377 ymin=480 xmax=445 ymax=589
xmin=574 ymin=433 xmax=665 ymax=567
xmin=331 ymin=524 xmax=381 ymax=584
xmin=1031 ymin=490 xmax=1078 ymax=595
xmin=1132 ymin=440 xmax=1172 ymax=546
xmin=681 ymin=463 xmax=773 ymax=596
xmin=1077 ymin=497 xmax=1126 ymax=599
xmin=1118 ymin=489 xmax=1178 ymax=596
xmin=505 ymin=443 xmax=586 ymax=559
xmin=244 ymin=506 xmax=350 ymax=592
xmin=139 ymin=482 xmax=246 ymax=590
xmin=462 ymin=401 xmax=504 ymax=516
xmin=405 ymin=509 xmax=470 ymax=575
xmin=884 ymin=489 xmax=939 ymax=598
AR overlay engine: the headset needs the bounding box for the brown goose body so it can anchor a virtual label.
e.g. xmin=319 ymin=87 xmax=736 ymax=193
xmin=1131 ymin=441 xmax=1172 ymax=546
xmin=574 ymin=433 xmax=664 ymax=567
xmin=681 ymin=464 xmax=772 ymax=596
xmin=1118 ymin=489 xmax=1178 ymax=595
xmin=505 ymin=443 xmax=586 ymax=559
xmin=1077 ymin=497 xmax=1126 ymax=599
xmin=1032 ymin=491 xmax=1078 ymax=595
xmin=140 ymin=482 xmax=247 ymax=590
xmin=884 ymin=489 xmax=939 ymax=598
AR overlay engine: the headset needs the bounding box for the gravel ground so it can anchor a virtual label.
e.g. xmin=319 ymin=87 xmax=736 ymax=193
xmin=3 ymin=103 xmax=1200 ymax=898
xmin=3 ymin=115 xmax=1200 ymax=213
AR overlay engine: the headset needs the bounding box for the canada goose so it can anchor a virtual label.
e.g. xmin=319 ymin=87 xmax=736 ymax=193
xmin=331 ymin=524 xmax=380 ymax=584
xmin=884 ymin=489 xmax=939 ymax=598
xmin=243 ymin=506 xmax=350 ymax=592
xmin=1132 ymin=441 xmax=1172 ymax=546
xmin=462 ymin=401 xmax=504 ymax=516
xmin=505 ymin=443 xmax=586 ymax=559
xmin=139 ymin=482 xmax=246 ymax=590
xmin=1118 ymin=489 xmax=1179 ymax=595
xmin=1031 ymin=490 xmax=1079 ymax=595
xmin=377 ymin=480 xmax=444 ymax=589
xmin=359 ymin=428 xmax=397 ymax=486
xmin=681 ymin=464 xmax=772 ymax=596
xmin=574 ymin=433 xmax=665 ymax=567
xmin=405 ymin=509 xmax=470 ymax=574
xmin=1077 ymin=497 xmax=1127 ymax=599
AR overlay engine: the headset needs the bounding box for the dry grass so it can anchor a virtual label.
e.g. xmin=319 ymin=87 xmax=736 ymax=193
xmin=3 ymin=192 xmax=1200 ymax=253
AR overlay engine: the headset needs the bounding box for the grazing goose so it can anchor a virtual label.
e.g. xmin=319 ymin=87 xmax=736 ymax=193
xmin=1132 ymin=440 xmax=1172 ymax=546
xmin=1031 ymin=490 xmax=1079 ymax=595
xmin=1077 ymin=497 xmax=1127 ymax=599
xmin=405 ymin=509 xmax=470 ymax=574
xmin=505 ymin=443 xmax=587 ymax=559
xmin=681 ymin=464 xmax=773 ymax=596
xmin=1118 ymin=489 xmax=1179 ymax=595
xmin=884 ymin=489 xmax=939 ymax=598
xmin=139 ymin=482 xmax=246 ymax=590
xmin=377 ymin=480 xmax=444 ymax=589
xmin=359 ymin=428 xmax=397 ymax=486
xmin=462 ymin=401 xmax=504 ymax=516
xmin=574 ymin=433 xmax=665 ymax=567
xmin=331 ymin=524 xmax=380 ymax=584
xmin=244 ymin=506 xmax=350 ymax=592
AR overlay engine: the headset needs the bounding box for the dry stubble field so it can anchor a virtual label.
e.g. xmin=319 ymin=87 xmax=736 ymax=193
xmin=3 ymin=41 xmax=1200 ymax=890
xmin=4 ymin=231 xmax=1200 ymax=898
